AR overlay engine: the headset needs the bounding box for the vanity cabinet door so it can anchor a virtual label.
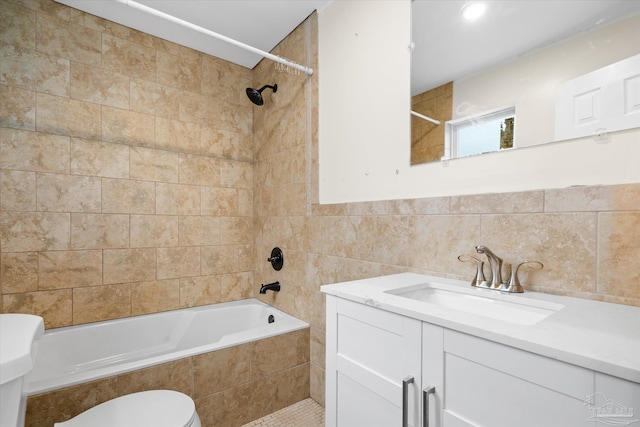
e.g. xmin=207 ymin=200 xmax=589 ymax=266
xmin=422 ymin=322 xmax=444 ymax=427
xmin=326 ymin=296 xmax=423 ymax=427
xmin=441 ymin=330 xmax=595 ymax=427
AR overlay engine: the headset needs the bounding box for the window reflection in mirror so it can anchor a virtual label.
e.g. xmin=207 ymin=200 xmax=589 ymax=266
xmin=446 ymin=107 xmax=515 ymax=159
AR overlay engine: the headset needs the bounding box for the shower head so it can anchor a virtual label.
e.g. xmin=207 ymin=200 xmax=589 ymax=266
xmin=246 ymin=84 xmax=278 ymax=106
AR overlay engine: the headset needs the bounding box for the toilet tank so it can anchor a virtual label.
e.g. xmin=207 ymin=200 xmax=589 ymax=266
xmin=0 ymin=314 xmax=44 ymax=427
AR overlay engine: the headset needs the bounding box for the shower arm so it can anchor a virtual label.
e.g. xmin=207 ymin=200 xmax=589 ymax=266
xmin=114 ymin=0 xmax=314 ymax=76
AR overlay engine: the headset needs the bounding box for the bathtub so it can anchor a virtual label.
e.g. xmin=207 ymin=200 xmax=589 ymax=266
xmin=23 ymin=298 xmax=308 ymax=396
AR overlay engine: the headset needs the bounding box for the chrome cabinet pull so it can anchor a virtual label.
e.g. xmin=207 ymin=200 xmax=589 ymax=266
xmin=422 ymin=386 xmax=436 ymax=427
xmin=403 ymin=375 xmax=414 ymax=427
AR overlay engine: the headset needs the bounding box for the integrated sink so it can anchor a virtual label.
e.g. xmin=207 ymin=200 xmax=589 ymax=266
xmin=385 ymin=282 xmax=564 ymax=325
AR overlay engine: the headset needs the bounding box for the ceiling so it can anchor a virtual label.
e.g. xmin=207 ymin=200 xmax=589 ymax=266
xmin=411 ymin=0 xmax=640 ymax=95
xmin=56 ymin=1 xmax=639 ymax=95
xmin=54 ymin=0 xmax=331 ymax=69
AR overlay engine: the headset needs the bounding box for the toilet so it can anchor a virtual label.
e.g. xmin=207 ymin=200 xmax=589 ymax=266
xmin=54 ymin=389 xmax=201 ymax=427
xmin=0 ymin=313 xmax=200 ymax=427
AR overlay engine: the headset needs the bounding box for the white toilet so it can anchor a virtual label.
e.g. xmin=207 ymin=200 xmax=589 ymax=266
xmin=0 ymin=313 xmax=201 ymax=427
xmin=54 ymin=389 xmax=201 ymax=427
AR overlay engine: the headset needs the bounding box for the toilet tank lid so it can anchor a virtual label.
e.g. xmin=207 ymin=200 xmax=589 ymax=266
xmin=0 ymin=314 xmax=44 ymax=385
xmin=54 ymin=390 xmax=197 ymax=427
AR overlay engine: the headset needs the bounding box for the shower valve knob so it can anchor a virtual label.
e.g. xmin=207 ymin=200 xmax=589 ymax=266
xmin=267 ymin=247 xmax=283 ymax=271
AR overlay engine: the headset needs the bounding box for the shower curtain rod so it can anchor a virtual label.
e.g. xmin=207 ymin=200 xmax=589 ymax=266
xmin=411 ymin=110 xmax=441 ymax=125
xmin=114 ymin=0 xmax=314 ymax=76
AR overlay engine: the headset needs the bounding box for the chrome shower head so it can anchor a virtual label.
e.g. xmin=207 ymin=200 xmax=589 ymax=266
xmin=246 ymin=84 xmax=277 ymax=106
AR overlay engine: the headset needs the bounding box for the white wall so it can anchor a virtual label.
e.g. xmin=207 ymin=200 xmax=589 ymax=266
xmin=453 ymin=13 xmax=640 ymax=148
xmin=318 ymin=1 xmax=640 ymax=204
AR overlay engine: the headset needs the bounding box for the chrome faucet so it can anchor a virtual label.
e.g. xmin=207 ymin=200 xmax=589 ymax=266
xmin=458 ymin=245 xmax=544 ymax=293
xmin=475 ymin=245 xmax=503 ymax=288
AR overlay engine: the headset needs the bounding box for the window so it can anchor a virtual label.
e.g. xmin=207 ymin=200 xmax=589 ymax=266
xmin=445 ymin=107 xmax=515 ymax=159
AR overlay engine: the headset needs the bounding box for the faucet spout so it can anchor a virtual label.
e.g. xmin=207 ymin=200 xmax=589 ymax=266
xmin=259 ymin=281 xmax=281 ymax=294
xmin=475 ymin=245 xmax=503 ymax=288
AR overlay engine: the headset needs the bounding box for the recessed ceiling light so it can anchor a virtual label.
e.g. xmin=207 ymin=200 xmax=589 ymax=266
xmin=461 ymin=1 xmax=487 ymax=22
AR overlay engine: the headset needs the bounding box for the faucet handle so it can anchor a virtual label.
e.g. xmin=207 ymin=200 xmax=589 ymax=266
xmin=506 ymin=261 xmax=543 ymax=293
xmin=458 ymin=255 xmax=487 ymax=287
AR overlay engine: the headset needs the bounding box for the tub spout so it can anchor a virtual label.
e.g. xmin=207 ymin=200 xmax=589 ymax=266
xmin=260 ymin=281 xmax=280 ymax=294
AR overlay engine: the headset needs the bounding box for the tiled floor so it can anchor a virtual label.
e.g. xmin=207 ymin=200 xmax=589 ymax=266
xmin=241 ymin=398 xmax=325 ymax=427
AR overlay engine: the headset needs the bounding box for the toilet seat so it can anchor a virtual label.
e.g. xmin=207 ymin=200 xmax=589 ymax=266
xmin=54 ymin=390 xmax=199 ymax=427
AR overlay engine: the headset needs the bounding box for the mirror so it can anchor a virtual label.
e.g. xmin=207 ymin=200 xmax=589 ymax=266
xmin=410 ymin=1 xmax=640 ymax=165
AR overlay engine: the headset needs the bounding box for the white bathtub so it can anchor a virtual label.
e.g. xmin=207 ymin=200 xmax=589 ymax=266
xmin=23 ymin=299 xmax=308 ymax=396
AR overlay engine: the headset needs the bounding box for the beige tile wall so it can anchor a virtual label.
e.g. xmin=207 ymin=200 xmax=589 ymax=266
xmin=1 ymin=0 xmax=254 ymax=329
xmin=411 ymin=81 xmax=452 ymax=164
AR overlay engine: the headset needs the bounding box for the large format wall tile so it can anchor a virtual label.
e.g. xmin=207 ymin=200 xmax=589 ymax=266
xmin=130 ymin=78 xmax=180 ymax=120
xmin=0 ymin=252 xmax=38 ymax=294
xmin=156 ymin=50 xmax=202 ymax=93
xmin=36 ymin=93 xmax=101 ymax=139
xmin=0 ymin=84 xmax=35 ymax=130
xmin=72 ymin=283 xmax=131 ymax=324
xmin=102 ymin=33 xmax=156 ymax=80
xmin=36 ymin=13 xmax=101 ymax=66
xmin=193 ymin=343 xmax=251 ymax=398
xmin=157 ymin=246 xmax=201 ymax=279
xmin=0 ymin=211 xmax=70 ymax=252
xmin=131 ymin=279 xmax=180 ymax=316
xmin=102 ymin=178 xmax=156 ymax=214
xmin=70 ymin=62 xmax=129 ymax=108
xmin=130 ymin=146 xmax=180 ymax=183
xmin=70 ymin=137 xmax=130 ymax=179
xmin=155 ymin=116 xmax=201 ymax=153
xmin=480 ymin=213 xmax=597 ymax=291
xmin=0 ymin=128 xmax=69 ymax=173
xmin=597 ymin=212 xmax=640 ymax=299
xmin=130 ymin=215 xmax=179 ymax=248
xmin=38 ymin=250 xmax=102 ymax=290
xmin=102 ymin=106 xmax=155 ymax=147
xmin=103 ymin=248 xmax=156 ymax=285
xmin=3 ymin=288 xmax=72 ymax=328
xmin=156 ymin=182 xmax=201 ymax=215
xmin=0 ymin=2 xmax=36 ymax=50
xmin=1 ymin=45 xmax=70 ymax=96
xmin=70 ymin=213 xmax=129 ymax=250
xmin=0 ymin=169 xmax=36 ymax=211
xmin=36 ymin=173 xmax=101 ymax=212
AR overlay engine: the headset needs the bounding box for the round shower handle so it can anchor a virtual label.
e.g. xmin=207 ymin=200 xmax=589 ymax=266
xmin=267 ymin=247 xmax=283 ymax=271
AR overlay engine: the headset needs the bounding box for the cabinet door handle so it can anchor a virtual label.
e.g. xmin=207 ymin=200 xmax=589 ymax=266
xmin=422 ymin=386 xmax=436 ymax=427
xmin=403 ymin=375 xmax=414 ymax=427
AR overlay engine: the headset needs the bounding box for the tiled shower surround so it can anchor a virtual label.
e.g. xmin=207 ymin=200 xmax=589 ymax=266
xmin=1 ymin=0 xmax=255 ymax=330
xmin=2 ymin=0 xmax=640 ymax=424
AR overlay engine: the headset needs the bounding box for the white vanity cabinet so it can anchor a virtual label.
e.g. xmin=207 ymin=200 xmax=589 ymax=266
xmin=326 ymin=293 xmax=640 ymax=427
xmin=325 ymin=295 xmax=424 ymax=427
xmin=442 ymin=330 xmax=593 ymax=427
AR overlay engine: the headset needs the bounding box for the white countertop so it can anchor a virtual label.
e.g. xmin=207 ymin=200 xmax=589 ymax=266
xmin=321 ymin=273 xmax=640 ymax=383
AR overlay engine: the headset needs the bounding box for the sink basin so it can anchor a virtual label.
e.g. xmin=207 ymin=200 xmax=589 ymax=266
xmin=385 ymin=282 xmax=564 ymax=325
